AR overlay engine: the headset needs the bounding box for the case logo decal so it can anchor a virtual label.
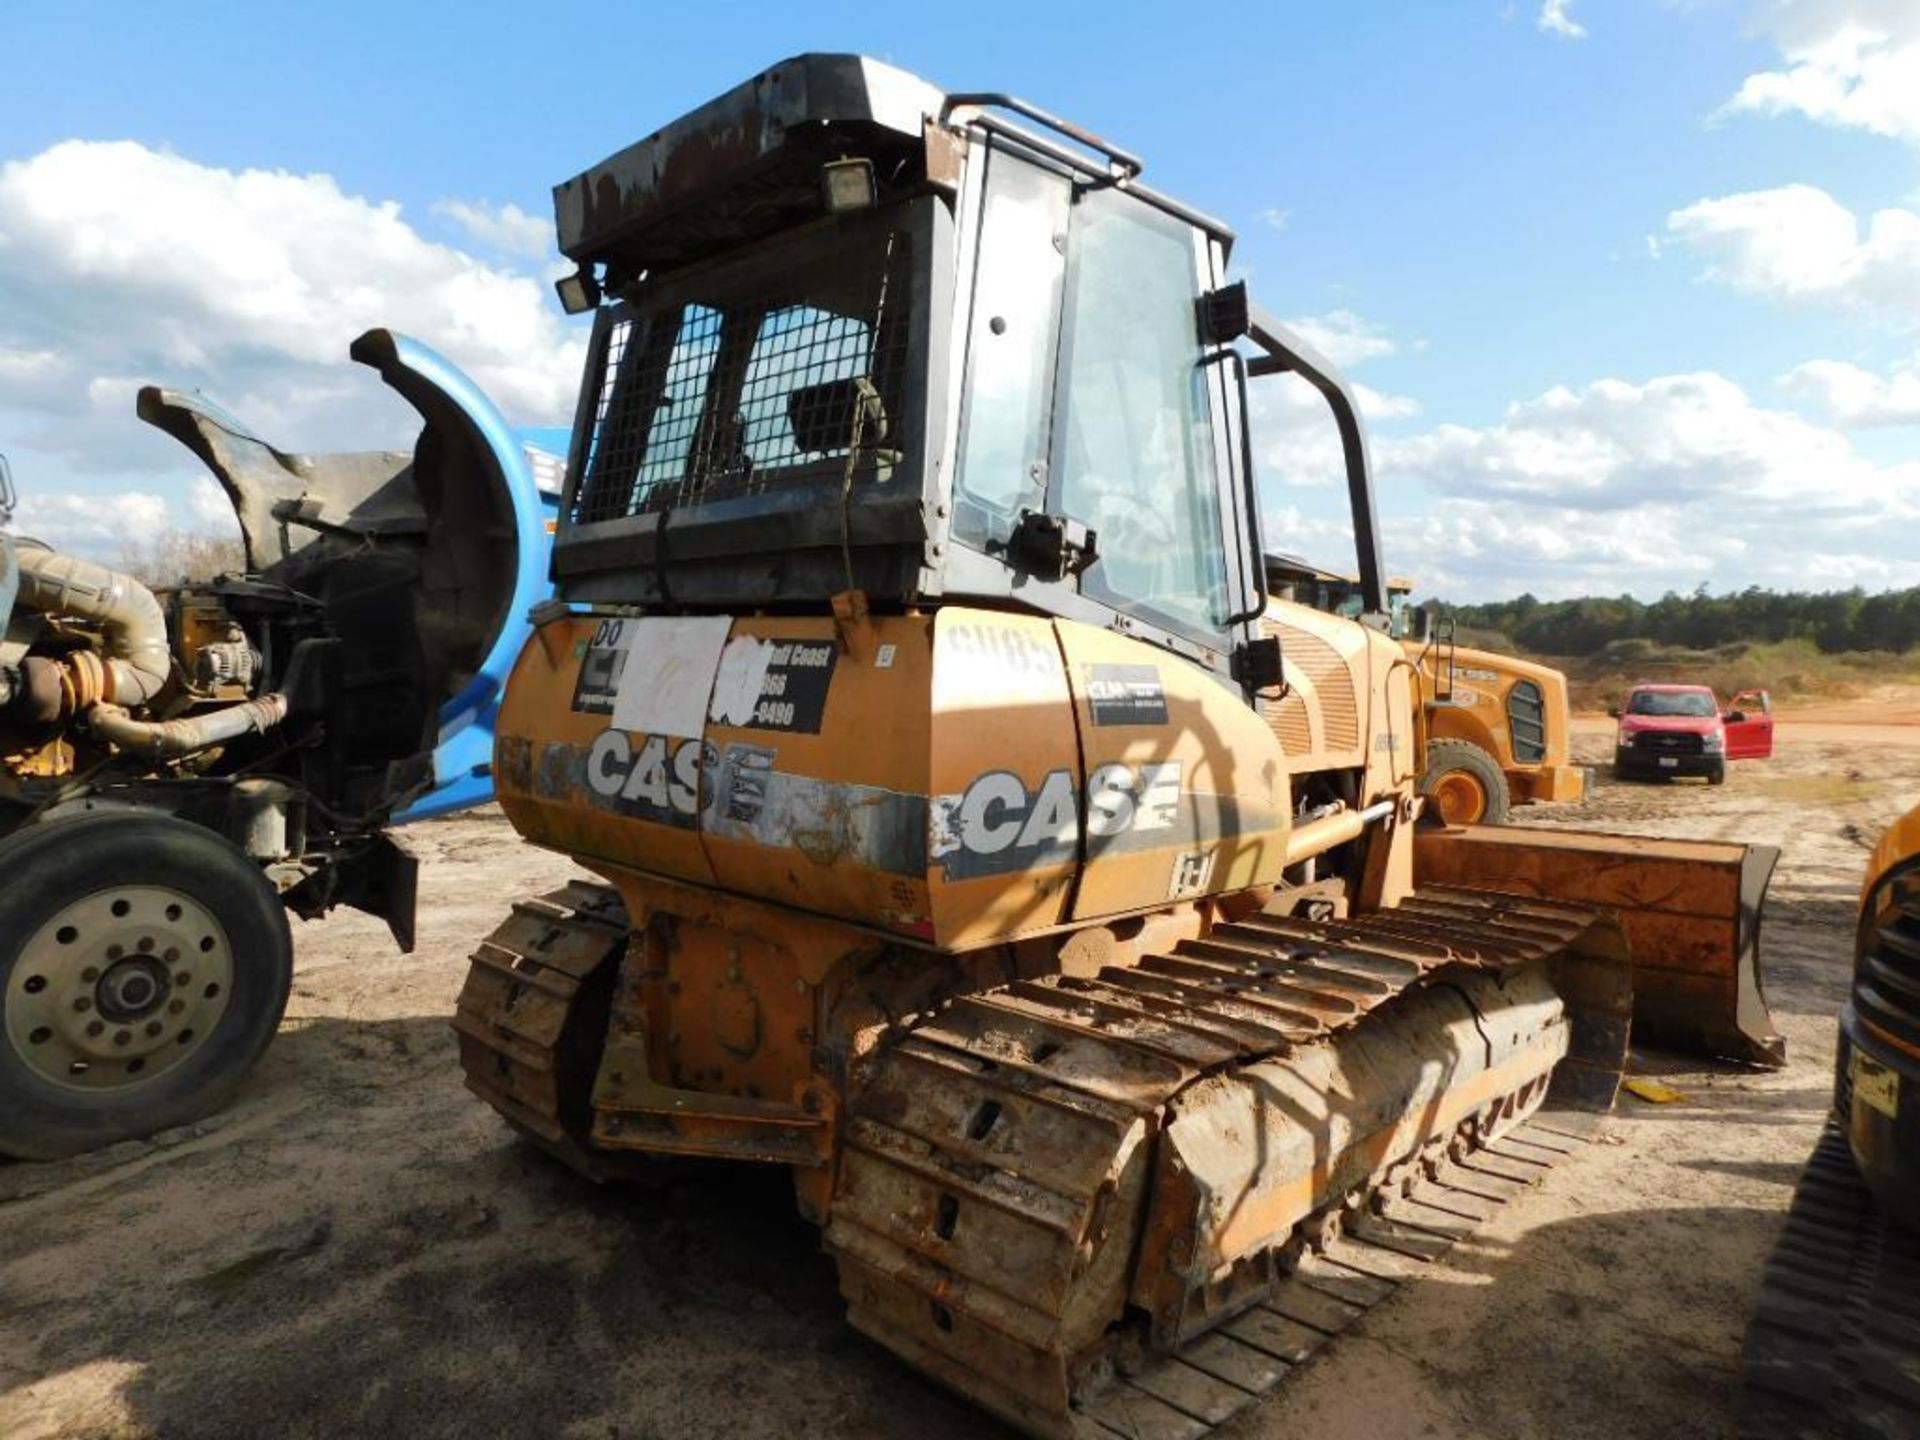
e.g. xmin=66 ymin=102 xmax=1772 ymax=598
xmin=929 ymin=762 xmax=1184 ymax=878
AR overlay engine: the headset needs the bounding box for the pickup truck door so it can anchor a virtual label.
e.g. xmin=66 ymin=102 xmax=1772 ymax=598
xmin=1724 ymin=689 xmax=1774 ymax=760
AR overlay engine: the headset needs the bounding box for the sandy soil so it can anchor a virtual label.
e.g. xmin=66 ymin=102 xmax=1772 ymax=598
xmin=2 ymin=723 xmax=1911 ymax=1440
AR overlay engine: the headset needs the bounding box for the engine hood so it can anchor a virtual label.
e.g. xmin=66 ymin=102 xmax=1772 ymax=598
xmin=138 ymin=329 xmax=555 ymax=826
xmin=1618 ymin=713 xmax=1721 ymax=737
xmin=1448 ymin=643 xmax=1566 ymax=691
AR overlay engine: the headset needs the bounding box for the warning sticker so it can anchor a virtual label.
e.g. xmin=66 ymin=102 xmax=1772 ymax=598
xmin=572 ymin=618 xmax=631 ymax=714
xmin=1086 ymin=663 xmax=1168 ymax=727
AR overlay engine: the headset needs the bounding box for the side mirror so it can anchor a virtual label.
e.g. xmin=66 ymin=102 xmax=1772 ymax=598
xmin=1607 ymin=706 xmax=1621 ymax=719
xmin=1231 ymin=634 xmax=1285 ymax=693
xmin=1725 ymin=710 xmax=1746 ymax=724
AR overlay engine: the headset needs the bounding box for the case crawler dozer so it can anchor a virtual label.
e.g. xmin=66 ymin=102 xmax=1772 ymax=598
xmin=454 ymin=56 xmax=1786 ymax=1437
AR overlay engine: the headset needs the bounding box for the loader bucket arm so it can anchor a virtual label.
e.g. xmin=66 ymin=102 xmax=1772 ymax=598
xmin=1416 ymin=824 xmax=1786 ymax=1067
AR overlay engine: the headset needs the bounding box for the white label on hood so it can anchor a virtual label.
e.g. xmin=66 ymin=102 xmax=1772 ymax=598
xmin=610 ymin=615 xmax=733 ymax=739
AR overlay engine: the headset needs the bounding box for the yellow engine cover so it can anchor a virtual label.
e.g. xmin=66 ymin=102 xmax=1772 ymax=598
xmin=494 ymin=607 xmax=1292 ymax=950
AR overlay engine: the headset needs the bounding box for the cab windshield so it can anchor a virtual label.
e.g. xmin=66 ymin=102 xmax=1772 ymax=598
xmin=1628 ymin=690 xmax=1717 ymax=718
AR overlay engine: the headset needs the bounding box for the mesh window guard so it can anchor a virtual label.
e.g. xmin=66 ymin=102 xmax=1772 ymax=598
xmin=571 ymin=227 xmax=913 ymax=527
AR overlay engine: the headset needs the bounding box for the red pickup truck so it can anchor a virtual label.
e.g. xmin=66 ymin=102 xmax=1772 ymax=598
xmin=1613 ymin=683 xmax=1774 ymax=784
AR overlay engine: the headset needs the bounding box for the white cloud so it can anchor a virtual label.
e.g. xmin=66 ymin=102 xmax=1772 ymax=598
xmin=1251 ymin=371 xmax=1421 ymax=495
xmin=1382 ymin=369 xmax=1891 ymax=510
xmin=9 ymin=490 xmax=172 ymax=551
xmin=1261 ymin=502 xmax=1355 ymax=566
xmin=1243 ymin=360 xmax=1920 ymax=599
xmin=186 ymin=474 xmax=241 ymax=531
xmin=1283 ymin=308 xmax=1398 ymax=367
xmin=1538 ymin=0 xmax=1588 ymax=40
xmin=0 ymin=140 xmax=586 ymax=491
xmin=431 ymin=198 xmax=553 ymax=260
xmin=1258 ymin=207 xmax=1291 ymax=232
xmin=1667 ymin=183 xmax=1920 ymax=318
xmin=1722 ymin=1 xmax=1920 ymax=146
xmin=1352 ymin=368 xmax=1920 ymax=598
xmin=1358 ymin=384 xmax=1422 ymax=422
xmin=1780 ymin=355 xmax=1920 ymax=426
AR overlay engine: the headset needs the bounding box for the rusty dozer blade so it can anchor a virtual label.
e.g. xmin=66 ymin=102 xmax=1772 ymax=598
xmin=1415 ymin=824 xmax=1785 ymax=1068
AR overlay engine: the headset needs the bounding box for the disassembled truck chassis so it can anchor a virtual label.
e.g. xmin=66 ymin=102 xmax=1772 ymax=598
xmin=0 ymin=333 xmax=549 ymax=1158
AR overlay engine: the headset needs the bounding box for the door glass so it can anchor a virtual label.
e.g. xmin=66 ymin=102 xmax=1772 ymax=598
xmin=954 ymin=147 xmax=1070 ymax=547
xmin=1052 ymin=186 xmax=1226 ymax=639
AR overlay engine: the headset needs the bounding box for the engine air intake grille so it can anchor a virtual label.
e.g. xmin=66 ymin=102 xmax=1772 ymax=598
xmin=1261 ymin=618 xmax=1359 ymax=754
xmin=1507 ymin=679 xmax=1547 ymax=763
xmin=569 ymin=226 xmax=914 ymax=528
xmin=1861 ymin=878 xmax=1920 ymax=1049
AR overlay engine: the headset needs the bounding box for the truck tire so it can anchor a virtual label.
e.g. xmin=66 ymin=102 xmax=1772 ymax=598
xmin=0 ymin=811 xmax=293 ymax=1160
xmin=1420 ymin=739 xmax=1511 ymax=825
xmin=1709 ymin=762 xmax=1727 ymax=786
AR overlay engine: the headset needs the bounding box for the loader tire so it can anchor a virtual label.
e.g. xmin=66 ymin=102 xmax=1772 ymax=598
xmin=1420 ymin=738 xmax=1511 ymax=825
xmin=0 ymin=811 xmax=292 ymax=1160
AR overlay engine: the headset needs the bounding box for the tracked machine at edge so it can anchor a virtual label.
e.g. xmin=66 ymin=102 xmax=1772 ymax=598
xmin=452 ymin=55 xmax=1790 ymax=1438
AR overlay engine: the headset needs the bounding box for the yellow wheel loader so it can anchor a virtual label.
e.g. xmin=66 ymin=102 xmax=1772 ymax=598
xmin=1265 ymin=554 xmax=1585 ymax=825
xmin=453 ymin=55 xmax=1787 ymax=1437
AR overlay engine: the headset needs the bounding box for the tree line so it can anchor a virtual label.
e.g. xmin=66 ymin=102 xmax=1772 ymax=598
xmin=1436 ymin=585 xmax=1920 ymax=658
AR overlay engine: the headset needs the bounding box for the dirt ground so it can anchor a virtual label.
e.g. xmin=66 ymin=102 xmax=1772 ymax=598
xmin=2 ymin=718 xmax=1912 ymax=1440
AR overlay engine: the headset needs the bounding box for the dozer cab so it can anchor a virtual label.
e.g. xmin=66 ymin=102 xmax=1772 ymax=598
xmin=454 ymin=55 xmax=1787 ymax=1437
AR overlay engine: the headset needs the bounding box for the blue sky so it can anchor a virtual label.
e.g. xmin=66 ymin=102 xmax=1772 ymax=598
xmin=1 ymin=0 xmax=1916 ymax=599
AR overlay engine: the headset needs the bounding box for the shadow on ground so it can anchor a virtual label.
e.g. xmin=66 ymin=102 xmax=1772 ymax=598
xmin=0 ymin=1015 xmax=996 ymax=1440
xmin=2 ymin=1017 xmax=1814 ymax=1440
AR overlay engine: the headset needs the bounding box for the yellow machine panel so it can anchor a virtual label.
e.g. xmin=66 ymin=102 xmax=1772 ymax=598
xmin=495 ymin=615 xmax=718 ymax=890
xmin=1418 ymin=642 xmax=1583 ymax=801
xmin=702 ymin=614 xmax=935 ymax=933
xmin=1261 ymin=605 xmax=1370 ymax=773
xmin=1054 ymin=622 xmax=1290 ymax=921
xmin=926 ymin=609 xmax=1082 ymax=945
xmin=496 ymin=606 xmax=1299 ymax=953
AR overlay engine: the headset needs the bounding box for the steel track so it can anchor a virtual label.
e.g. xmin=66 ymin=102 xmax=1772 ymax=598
xmin=1741 ymin=1121 xmax=1920 ymax=1440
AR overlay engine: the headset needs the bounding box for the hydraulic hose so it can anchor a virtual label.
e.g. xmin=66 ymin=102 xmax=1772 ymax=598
xmin=14 ymin=547 xmax=171 ymax=707
xmin=86 ymin=693 xmax=288 ymax=761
